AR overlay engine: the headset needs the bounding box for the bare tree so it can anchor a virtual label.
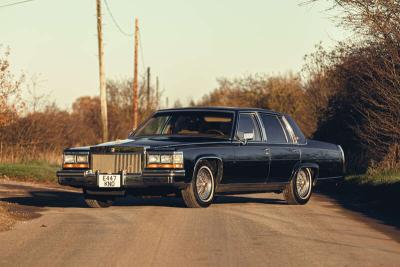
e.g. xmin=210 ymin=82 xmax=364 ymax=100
xmin=0 ymin=46 xmax=24 ymax=127
xmin=306 ymin=0 xmax=400 ymax=170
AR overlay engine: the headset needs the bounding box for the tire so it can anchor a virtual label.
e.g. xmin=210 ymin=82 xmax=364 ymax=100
xmin=181 ymin=161 xmax=215 ymax=208
xmin=283 ymin=168 xmax=313 ymax=205
xmin=84 ymin=193 xmax=115 ymax=208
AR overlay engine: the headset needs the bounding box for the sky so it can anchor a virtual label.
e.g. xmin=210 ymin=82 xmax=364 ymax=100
xmin=0 ymin=0 xmax=347 ymax=109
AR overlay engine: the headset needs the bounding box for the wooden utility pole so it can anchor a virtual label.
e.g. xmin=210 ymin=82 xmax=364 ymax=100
xmin=146 ymin=67 xmax=151 ymax=110
xmin=132 ymin=18 xmax=139 ymax=129
xmin=96 ymin=0 xmax=108 ymax=141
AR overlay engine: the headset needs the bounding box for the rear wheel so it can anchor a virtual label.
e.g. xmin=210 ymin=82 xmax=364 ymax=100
xmin=284 ymin=168 xmax=313 ymax=205
xmin=181 ymin=161 xmax=215 ymax=208
xmin=84 ymin=193 xmax=115 ymax=208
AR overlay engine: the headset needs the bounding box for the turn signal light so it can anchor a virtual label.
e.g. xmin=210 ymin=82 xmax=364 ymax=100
xmin=146 ymin=152 xmax=184 ymax=169
xmin=146 ymin=163 xmax=183 ymax=169
xmin=63 ymin=163 xmax=89 ymax=169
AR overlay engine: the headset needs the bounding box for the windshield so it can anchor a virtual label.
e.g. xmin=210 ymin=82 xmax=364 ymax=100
xmin=133 ymin=111 xmax=234 ymax=139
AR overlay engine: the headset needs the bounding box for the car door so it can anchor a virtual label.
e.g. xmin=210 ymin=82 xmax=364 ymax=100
xmin=258 ymin=113 xmax=300 ymax=183
xmin=223 ymin=113 xmax=270 ymax=184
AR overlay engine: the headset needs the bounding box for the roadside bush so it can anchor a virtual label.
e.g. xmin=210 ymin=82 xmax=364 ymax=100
xmin=0 ymin=77 xmax=160 ymax=163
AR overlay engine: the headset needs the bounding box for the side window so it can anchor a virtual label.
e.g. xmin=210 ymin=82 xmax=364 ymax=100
xmin=281 ymin=116 xmax=296 ymax=144
xmin=259 ymin=114 xmax=288 ymax=144
xmin=236 ymin=113 xmax=262 ymax=141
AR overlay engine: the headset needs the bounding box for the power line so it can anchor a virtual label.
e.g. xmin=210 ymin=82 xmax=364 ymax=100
xmin=103 ymin=0 xmax=133 ymax=37
xmin=0 ymin=0 xmax=35 ymax=8
xmin=102 ymin=0 xmax=147 ymax=82
xmin=102 ymin=0 xmax=147 ymax=79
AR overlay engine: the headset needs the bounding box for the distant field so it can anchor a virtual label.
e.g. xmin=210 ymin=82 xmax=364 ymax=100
xmin=0 ymin=161 xmax=59 ymax=183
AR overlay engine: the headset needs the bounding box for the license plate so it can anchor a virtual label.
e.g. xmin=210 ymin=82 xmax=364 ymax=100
xmin=98 ymin=174 xmax=121 ymax=188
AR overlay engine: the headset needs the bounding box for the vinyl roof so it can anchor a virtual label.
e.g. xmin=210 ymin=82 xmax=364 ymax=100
xmin=157 ymin=106 xmax=280 ymax=114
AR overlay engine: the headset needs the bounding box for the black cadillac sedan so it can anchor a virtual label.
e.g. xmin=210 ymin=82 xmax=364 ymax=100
xmin=57 ymin=107 xmax=345 ymax=208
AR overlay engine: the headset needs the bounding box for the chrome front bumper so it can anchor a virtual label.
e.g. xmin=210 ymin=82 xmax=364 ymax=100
xmin=56 ymin=169 xmax=187 ymax=189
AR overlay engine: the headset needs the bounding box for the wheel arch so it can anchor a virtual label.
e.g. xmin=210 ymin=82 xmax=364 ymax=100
xmin=290 ymin=163 xmax=319 ymax=185
xmin=192 ymin=155 xmax=223 ymax=185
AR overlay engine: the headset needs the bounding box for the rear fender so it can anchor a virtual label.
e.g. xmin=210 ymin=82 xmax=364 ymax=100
xmin=290 ymin=163 xmax=319 ymax=185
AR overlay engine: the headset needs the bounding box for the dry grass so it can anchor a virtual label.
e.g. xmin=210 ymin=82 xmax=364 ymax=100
xmin=0 ymin=147 xmax=61 ymax=165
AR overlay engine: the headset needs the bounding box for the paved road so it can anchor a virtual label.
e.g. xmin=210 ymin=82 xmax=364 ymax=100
xmin=0 ymin=181 xmax=399 ymax=267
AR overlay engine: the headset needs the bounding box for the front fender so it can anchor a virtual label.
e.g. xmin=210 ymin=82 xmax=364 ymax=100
xmin=184 ymin=154 xmax=223 ymax=184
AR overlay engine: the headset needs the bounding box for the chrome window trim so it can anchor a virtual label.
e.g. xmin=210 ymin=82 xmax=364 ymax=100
xmin=281 ymin=115 xmax=297 ymax=144
xmin=276 ymin=116 xmax=289 ymax=143
xmin=254 ymin=112 xmax=267 ymax=142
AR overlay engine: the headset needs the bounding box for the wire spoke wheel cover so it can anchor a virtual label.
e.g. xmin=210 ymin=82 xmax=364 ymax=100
xmin=195 ymin=166 xmax=214 ymax=202
xmin=296 ymin=169 xmax=312 ymax=199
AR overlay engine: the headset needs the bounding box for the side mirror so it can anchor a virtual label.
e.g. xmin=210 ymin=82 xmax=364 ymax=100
xmin=237 ymin=131 xmax=254 ymax=145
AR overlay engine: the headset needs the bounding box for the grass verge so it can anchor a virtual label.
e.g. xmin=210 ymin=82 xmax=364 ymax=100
xmin=342 ymin=170 xmax=400 ymax=205
xmin=317 ymin=169 xmax=400 ymax=227
xmin=0 ymin=161 xmax=59 ymax=183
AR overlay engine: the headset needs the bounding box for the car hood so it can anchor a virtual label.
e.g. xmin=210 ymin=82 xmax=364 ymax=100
xmin=73 ymin=136 xmax=230 ymax=153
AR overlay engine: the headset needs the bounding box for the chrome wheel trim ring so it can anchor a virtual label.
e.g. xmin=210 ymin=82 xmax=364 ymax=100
xmin=195 ymin=166 xmax=214 ymax=202
xmin=296 ymin=169 xmax=312 ymax=199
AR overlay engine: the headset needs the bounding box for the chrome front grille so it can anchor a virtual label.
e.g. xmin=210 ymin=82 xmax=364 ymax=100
xmin=91 ymin=153 xmax=142 ymax=174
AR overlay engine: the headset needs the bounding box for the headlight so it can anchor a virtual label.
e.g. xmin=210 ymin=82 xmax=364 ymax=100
xmin=160 ymin=155 xmax=173 ymax=163
xmin=63 ymin=153 xmax=89 ymax=169
xmin=173 ymin=153 xmax=183 ymax=164
xmin=64 ymin=155 xmax=76 ymax=163
xmin=76 ymin=155 xmax=89 ymax=163
xmin=148 ymin=154 xmax=161 ymax=164
xmin=147 ymin=152 xmax=184 ymax=169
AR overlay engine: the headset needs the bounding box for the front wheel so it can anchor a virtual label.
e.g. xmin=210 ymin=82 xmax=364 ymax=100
xmin=84 ymin=193 xmax=115 ymax=208
xmin=181 ymin=161 xmax=215 ymax=208
xmin=283 ymin=168 xmax=313 ymax=205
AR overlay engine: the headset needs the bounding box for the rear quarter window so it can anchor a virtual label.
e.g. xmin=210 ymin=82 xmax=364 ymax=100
xmin=284 ymin=115 xmax=306 ymax=144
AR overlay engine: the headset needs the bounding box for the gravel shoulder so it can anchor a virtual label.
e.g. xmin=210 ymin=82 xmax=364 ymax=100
xmin=0 ymin=179 xmax=76 ymax=231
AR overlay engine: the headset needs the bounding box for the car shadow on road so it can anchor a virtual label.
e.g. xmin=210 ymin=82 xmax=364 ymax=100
xmin=0 ymin=189 xmax=285 ymax=209
xmin=315 ymin=185 xmax=400 ymax=231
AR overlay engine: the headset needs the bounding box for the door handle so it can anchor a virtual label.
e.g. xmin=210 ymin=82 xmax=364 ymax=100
xmin=290 ymin=148 xmax=299 ymax=153
xmin=264 ymin=148 xmax=270 ymax=155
